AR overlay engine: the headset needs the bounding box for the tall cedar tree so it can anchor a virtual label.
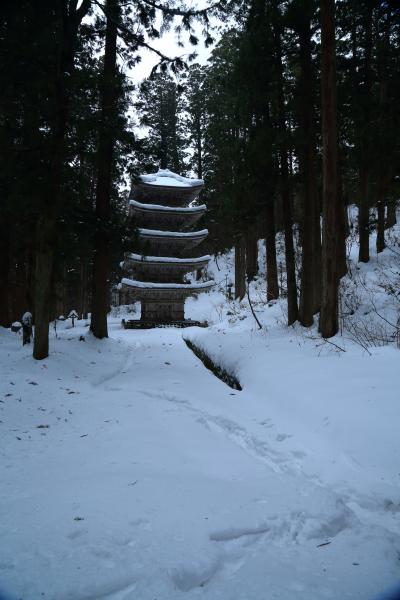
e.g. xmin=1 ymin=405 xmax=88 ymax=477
xmin=183 ymin=65 xmax=207 ymax=179
xmin=357 ymin=0 xmax=373 ymax=263
xmin=320 ymin=0 xmax=340 ymax=337
xmin=135 ymin=72 xmax=186 ymax=174
xmin=201 ymin=31 xmax=243 ymax=254
xmin=33 ymin=0 xmax=91 ymax=359
xmin=91 ymin=0 xmax=119 ymax=339
xmin=235 ymin=0 xmax=278 ymax=298
xmin=273 ymin=0 xmax=298 ymax=325
xmin=376 ymin=4 xmax=392 ymax=253
xmin=0 ymin=2 xmax=97 ymax=329
xmin=290 ymin=0 xmax=322 ymax=324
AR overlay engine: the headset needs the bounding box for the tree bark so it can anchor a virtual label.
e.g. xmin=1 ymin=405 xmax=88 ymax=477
xmin=386 ymin=200 xmax=397 ymax=229
xmin=33 ymin=214 xmax=56 ymax=358
xmin=234 ymin=236 xmax=246 ymax=300
xmin=320 ymin=0 xmax=339 ymax=338
xmin=79 ymin=257 xmax=89 ymax=319
xmin=265 ymin=201 xmax=279 ymax=301
xmin=90 ymin=0 xmax=119 ymax=339
xmin=376 ymin=196 xmax=385 ymax=252
xmin=0 ymin=223 xmax=10 ymax=327
xmin=245 ymin=227 xmax=258 ymax=282
xmin=11 ymin=250 xmax=27 ymax=322
xmin=281 ymin=178 xmax=298 ymax=326
xmin=336 ymin=158 xmax=347 ymax=278
xmin=54 ymin=271 xmax=66 ymax=320
xmin=196 ymin=116 xmax=203 ymax=179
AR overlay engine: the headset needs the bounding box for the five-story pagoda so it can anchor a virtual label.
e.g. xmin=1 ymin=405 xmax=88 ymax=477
xmin=120 ymin=170 xmax=213 ymax=327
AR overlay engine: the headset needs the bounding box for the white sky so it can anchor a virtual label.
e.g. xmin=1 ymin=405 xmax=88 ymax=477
xmin=86 ymin=1 xmax=217 ymax=85
xmin=126 ymin=18 xmax=216 ymax=84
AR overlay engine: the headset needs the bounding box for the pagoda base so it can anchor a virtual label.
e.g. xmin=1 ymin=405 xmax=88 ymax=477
xmin=122 ymin=319 xmax=207 ymax=329
xmin=141 ymin=298 xmax=184 ymax=321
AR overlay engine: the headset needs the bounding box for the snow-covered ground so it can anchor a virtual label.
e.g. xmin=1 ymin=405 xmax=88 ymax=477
xmin=1 ymin=228 xmax=400 ymax=599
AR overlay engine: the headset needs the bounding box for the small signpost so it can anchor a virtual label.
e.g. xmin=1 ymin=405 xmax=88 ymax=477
xmin=68 ymin=310 xmax=79 ymax=328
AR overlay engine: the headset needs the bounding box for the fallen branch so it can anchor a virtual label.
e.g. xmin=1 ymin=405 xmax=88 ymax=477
xmin=246 ymin=284 xmax=263 ymax=330
xmin=305 ymin=336 xmax=346 ymax=353
xmin=321 ymin=337 xmax=346 ymax=352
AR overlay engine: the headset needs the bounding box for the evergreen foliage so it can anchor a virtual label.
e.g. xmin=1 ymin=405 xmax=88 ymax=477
xmin=135 ymin=72 xmax=186 ymax=173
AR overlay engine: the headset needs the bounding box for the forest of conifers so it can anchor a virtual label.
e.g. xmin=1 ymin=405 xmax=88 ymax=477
xmin=1 ymin=0 xmax=399 ymax=359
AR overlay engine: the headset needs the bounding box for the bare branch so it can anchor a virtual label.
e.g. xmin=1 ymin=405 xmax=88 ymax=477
xmin=342 ymin=334 xmax=372 ymax=355
xmin=385 ymin=243 xmax=400 ymax=257
xmin=69 ymin=0 xmax=79 ymax=14
xmin=306 ymin=335 xmax=346 ymax=352
xmin=94 ymin=0 xmax=186 ymax=66
xmin=75 ymin=0 xmax=92 ymax=22
xmin=138 ymin=0 xmax=221 ymax=17
xmin=357 ymin=273 xmax=399 ymax=330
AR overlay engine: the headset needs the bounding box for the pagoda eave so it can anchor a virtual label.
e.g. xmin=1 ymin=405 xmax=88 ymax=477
xmin=120 ymin=279 xmax=214 ymax=301
xmin=123 ymin=253 xmax=210 ymax=268
xmin=131 ymin=182 xmax=204 ymax=206
xmin=138 ymin=228 xmax=208 ymax=252
xmin=129 ymin=199 xmax=206 ymax=229
xmin=122 ymin=253 xmax=210 ymax=283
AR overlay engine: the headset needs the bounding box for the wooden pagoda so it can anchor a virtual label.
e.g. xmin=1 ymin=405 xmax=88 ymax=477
xmin=119 ymin=170 xmax=213 ymax=327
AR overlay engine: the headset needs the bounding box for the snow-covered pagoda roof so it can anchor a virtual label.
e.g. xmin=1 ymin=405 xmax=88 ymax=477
xmin=120 ymin=278 xmax=214 ymax=290
xmin=139 ymin=169 xmax=203 ymax=188
xmin=119 ymin=278 xmax=214 ymax=301
xmin=138 ymin=228 xmax=208 ymax=238
xmin=129 ymin=199 xmax=206 ymax=213
xmin=131 ymin=170 xmax=204 ymax=206
xmin=125 ymin=253 xmax=210 ymax=265
xmin=137 ymin=228 xmax=208 ymax=252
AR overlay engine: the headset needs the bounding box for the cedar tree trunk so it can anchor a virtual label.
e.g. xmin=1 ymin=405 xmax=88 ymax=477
xmin=274 ymin=13 xmax=298 ymax=325
xmin=245 ymin=227 xmax=258 ymax=282
xmin=235 ymin=236 xmax=246 ymax=300
xmin=298 ymin=17 xmax=321 ymax=325
xmin=358 ymin=2 xmax=373 ymax=263
xmin=33 ymin=0 xmax=91 ymax=359
xmin=265 ymin=201 xmax=279 ymax=301
xmin=90 ymin=0 xmax=119 ymax=339
xmin=320 ymin=0 xmax=340 ymax=338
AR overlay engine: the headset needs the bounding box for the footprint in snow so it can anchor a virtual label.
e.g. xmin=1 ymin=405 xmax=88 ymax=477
xmin=276 ymin=433 xmax=292 ymax=442
xmin=170 ymin=556 xmax=221 ymax=592
xmin=67 ymin=529 xmax=85 ymax=540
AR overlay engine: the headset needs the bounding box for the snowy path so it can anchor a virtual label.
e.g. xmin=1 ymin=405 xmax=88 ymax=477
xmin=0 ymin=322 xmax=399 ymax=599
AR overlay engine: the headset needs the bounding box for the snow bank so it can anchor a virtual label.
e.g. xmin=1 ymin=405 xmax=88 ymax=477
xmin=184 ymin=323 xmax=400 ymax=496
xmin=184 ymin=222 xmax=400 ymax=501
